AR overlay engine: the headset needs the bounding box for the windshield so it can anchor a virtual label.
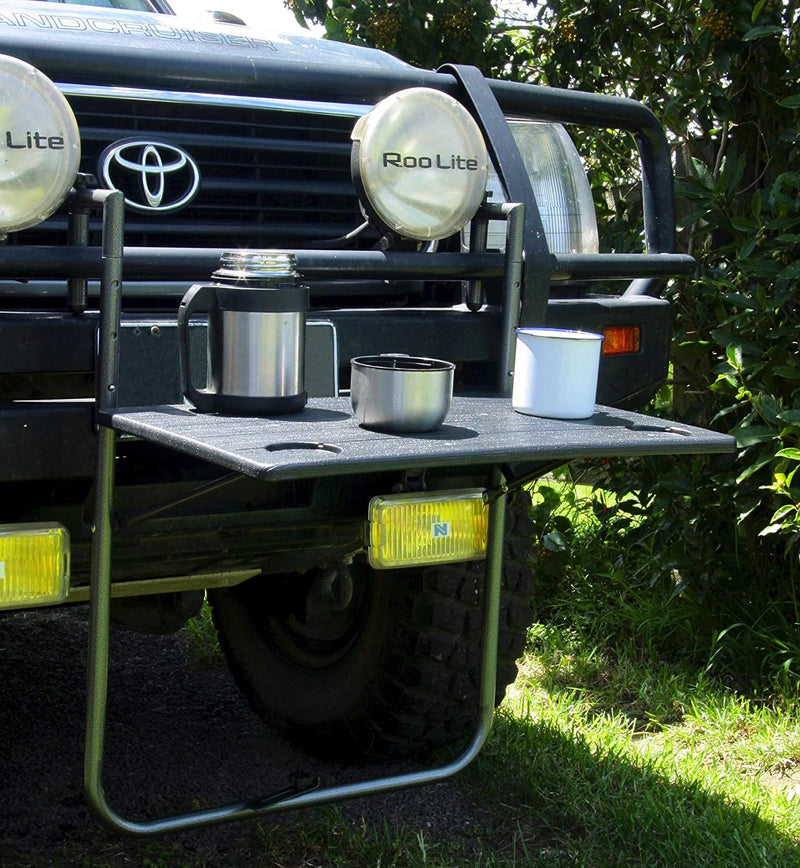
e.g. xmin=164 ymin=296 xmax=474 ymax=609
xmin=29 ymin=0 xmax=174 ymax=12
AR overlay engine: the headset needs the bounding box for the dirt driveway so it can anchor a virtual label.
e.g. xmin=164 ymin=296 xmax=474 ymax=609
xmin=0 ymin=606 xmax=503 ymax=866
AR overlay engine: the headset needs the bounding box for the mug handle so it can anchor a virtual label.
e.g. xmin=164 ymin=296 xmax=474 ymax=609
xmin=177 ymin=284 xmax=217 ymax=413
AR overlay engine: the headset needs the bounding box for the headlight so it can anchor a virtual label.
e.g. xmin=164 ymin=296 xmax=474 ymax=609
xmin=0 ymin=54 xmax=81 ymax=234
xmin=466 ymin=120 xmax=598 ymax=255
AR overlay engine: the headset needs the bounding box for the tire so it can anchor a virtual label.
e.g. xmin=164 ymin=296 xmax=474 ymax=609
xmin=208 ymin=489 xmax=536 ymax=760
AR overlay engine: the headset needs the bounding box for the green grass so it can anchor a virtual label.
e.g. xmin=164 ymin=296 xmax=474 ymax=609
xmin=254 ymin=810 xmax=488 ymax=867
xmin=177 ymin=597 xmax=224 ymax=666
xmin=172 ymin=473 xmax=800 ymax=865
xmin=241 ymin=657 xmax=800 ymax=867
xmin=476 ymin=471 xmax=800 ymax=866
xmin=474 ymin=635 xmax=800 ymax=866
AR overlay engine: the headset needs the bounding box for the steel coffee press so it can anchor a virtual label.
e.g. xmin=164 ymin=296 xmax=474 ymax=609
xmin=178 ymin=250 xmax=308 ymax=415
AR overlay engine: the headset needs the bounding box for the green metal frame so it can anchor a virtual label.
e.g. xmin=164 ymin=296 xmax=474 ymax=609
xmin=86 ymin=431 xmax=507 ymax=834
xmin=78 ymin=185 xmax=724 ymax=835
xmin=0 ymin=62 xmax=717 ymax=836
xmin=82 ymin=187 xmax=513 ymax=836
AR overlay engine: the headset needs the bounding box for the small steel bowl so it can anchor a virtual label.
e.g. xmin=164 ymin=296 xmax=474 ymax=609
xmin=350 ymin=354 xmax=455 ymax=432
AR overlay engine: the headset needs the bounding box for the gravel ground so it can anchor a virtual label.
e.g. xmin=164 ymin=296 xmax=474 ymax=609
xmin=0 ymin=605 xmax=520 ymax=867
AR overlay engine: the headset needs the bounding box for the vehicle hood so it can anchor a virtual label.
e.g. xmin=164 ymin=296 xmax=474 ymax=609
xmin=0 ymin=2 xmax=413 ymax=89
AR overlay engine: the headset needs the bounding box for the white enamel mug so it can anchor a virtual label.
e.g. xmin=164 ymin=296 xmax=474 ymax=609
xmin=512 ymin=327 xmax=603 ymax=419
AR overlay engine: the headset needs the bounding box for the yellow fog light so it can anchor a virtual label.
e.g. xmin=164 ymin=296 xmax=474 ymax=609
xmin=368 ymin=489 xmax=487 ymax=569
xmin=0 ymin=524 xmax=70 ymax=610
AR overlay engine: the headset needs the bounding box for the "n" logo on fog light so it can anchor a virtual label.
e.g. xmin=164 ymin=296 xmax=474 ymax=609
xmin=368 ymin=489 xmax=487 ymax=569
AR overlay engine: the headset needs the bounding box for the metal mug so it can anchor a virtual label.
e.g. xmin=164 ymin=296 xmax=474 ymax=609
xmin=350 ymin=354 xmax=454 ymax=432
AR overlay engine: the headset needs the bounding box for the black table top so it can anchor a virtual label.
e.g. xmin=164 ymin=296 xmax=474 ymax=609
xmin=103 ymin=396 xmax=735 ymax=481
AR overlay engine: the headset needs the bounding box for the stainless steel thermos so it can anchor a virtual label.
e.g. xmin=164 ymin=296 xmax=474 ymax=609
xmin=178 ymin=250 xmax=308 ymax=415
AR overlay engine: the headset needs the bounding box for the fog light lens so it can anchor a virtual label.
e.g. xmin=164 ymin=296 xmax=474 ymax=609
xmin=368 ymin=489 xmax=487 ymax=569
xmin=0 ymin=524 xmax=70 ymax=609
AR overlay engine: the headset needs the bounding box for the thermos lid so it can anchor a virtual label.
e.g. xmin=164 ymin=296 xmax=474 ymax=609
xmin=213 ymin=249 xmax=299 ymax=284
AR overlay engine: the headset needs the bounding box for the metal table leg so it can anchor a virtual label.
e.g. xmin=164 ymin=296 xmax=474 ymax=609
xmin=84 ymin=460 xmax=508 ymax=835
xmin=82 ymin=184 xmax=511 ymax=836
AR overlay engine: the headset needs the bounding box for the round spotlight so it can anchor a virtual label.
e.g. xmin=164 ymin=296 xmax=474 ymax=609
xmin=351 ymin=88 xmax=489 ymax=241
xmin=0 ymin=54 xmax=81 ymax=234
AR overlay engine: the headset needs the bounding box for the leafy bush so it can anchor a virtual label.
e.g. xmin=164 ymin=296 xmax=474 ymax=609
xmin=286 ymin=0 xmax=504 ymax=69
xmin=291 ymin=0 xmax=800 ymax=688
xmin=501 ymin=0 xmax=800 ymax=690
xmin=597 ymin=3 xmax=799 ymax=688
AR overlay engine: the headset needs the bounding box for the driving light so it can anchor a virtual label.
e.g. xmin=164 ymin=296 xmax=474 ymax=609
xmin=465 ymin=121 xmax=598 ymax=254
xmin=0 ymin=524 xmax=70 ymax=610
xmin=0 ymin=54 xmax=81 ymax=234
xmin=351 ymin=88 xmax=489 ymax=241
xmin=368 ymin=489 xmax=487 ymax=569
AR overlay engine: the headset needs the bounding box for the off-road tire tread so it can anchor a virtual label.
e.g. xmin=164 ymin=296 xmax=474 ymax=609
xmin=210 ymin=489 xmax=536 ymax=759
xmin=362 ymin=489 xmax=536 ymax=754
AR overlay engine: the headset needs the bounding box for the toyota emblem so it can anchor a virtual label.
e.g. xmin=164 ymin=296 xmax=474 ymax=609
xmin=99 ymin=139 xmax=200 ymax=213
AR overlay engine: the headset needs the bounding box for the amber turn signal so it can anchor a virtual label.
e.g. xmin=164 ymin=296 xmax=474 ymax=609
xmin=602 ymin=326 xmax=641 ymax=355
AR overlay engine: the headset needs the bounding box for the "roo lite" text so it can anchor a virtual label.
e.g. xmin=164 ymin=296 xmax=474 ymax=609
xmin=4 ymin=130 xmax=66 ymax=150
xmin=382 ymin=152 xmax=480 ymax=170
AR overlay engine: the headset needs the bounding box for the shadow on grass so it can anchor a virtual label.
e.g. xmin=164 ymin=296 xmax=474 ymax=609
xmin=1 ymin=607 xmax=796 ymax=867
xmin=467 ymin=709 xmax=800 ymax=867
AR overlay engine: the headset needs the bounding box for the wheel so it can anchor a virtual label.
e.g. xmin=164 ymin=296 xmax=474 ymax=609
xmin=207 ymin=489 xmax=536 ymax=759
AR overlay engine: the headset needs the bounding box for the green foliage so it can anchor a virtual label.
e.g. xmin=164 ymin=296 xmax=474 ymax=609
xmin=528 ymin=473 xmax=705 ymax=670
xmin=584 ymin=1 xmax=800 ymax=689
xmin=291 ymin=0 xmax=800 ymax=687
xmin=177 ymin=598 xmax=223 ymax=667
xmin=503 ymin=0 xmax=800 ymax=690
xmin=286 ymin=0 xmax=503 ymax=70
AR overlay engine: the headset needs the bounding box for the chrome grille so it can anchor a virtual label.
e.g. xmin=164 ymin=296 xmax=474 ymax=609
xmin=14 ymin=88 xmax=368 ymax=249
